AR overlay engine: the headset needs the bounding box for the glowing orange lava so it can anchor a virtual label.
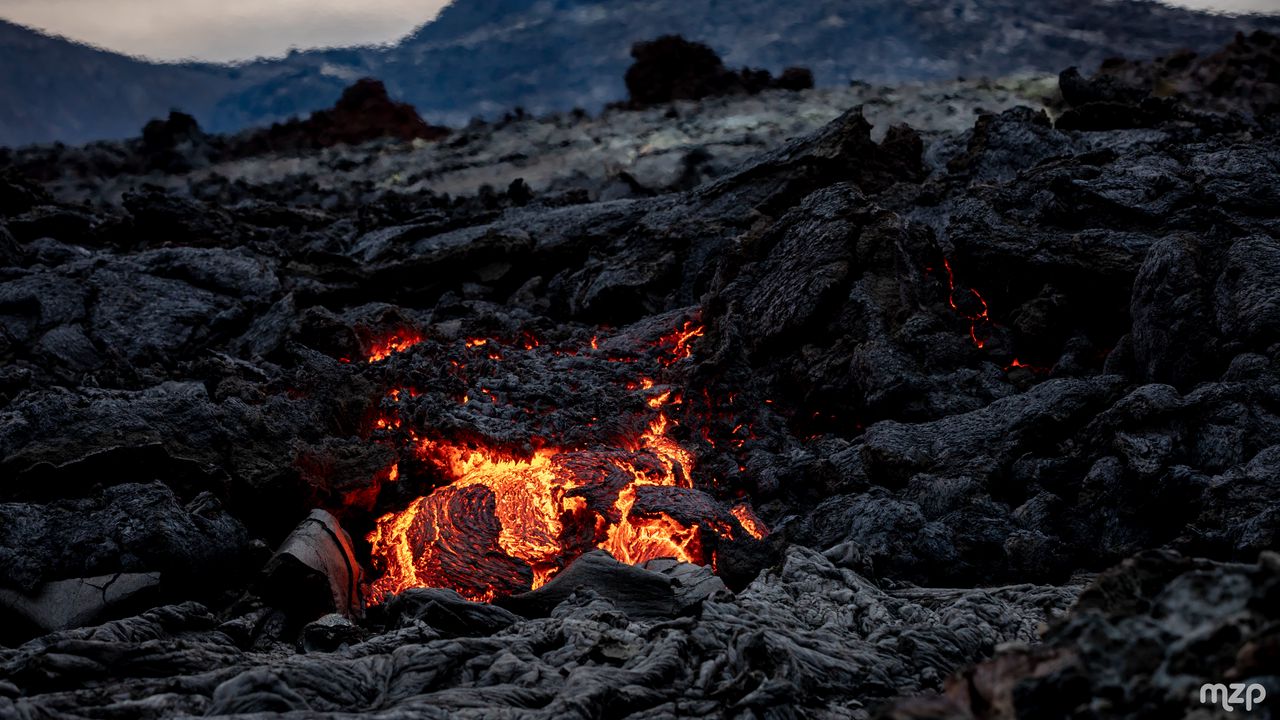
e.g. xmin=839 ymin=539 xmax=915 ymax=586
xmin=599 ymin=485 xmax=703 ymax=565
xmin=658 ymin=321 xmax=705 ymax=366
xmin=363 ymin=317 xmax=768 ymax=605
xmin=366 ymin=409 xmax=706 ymax=604
xmin=730 ymin=504 xmax=769 ymax=540
xmin=367 ymin=331 xmax=424 ymax=362
xmin=941 ymin=259 xmax=990 ymax=349
xmin=1005 ymin=358 xmax=1049 ymax=374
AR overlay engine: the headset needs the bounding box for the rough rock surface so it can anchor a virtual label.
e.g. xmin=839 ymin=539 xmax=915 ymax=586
xmin=5 ymin=75 xmax=1054 ymax=207
xmin=1 ymin=548 xmax=1075 ymax=719
xmin=885 ymin=550 xmax=1280 ymax=719
xmin=1059 ymin=30 xmax=1280 ymax=122
xmin=1 ymin=35 xmax=1279 ymax=719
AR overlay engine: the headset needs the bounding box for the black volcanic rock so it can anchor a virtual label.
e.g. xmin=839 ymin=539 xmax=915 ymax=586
xmin=625 ymin=36 xmax=732 ymax=105
xmin=232 ymin=78 xmax=450 ymax=155
xmin=140 ymin=111 xmax=213 ymax=173
xmin=1060 ymin=30 xmax=1280 ymax=124
xmin=0 ymin=167 xmax=51 ymax=216
xmin=623 ymin=35 xmax=813 ymax=107
xmin=886 ymin=551 xmax=1280 ymax=719
xmin=0 ymin=482 xmax=251 ymax=596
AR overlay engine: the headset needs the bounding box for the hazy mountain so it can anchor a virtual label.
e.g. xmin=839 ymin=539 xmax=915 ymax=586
xmin=3 ymin=0 xmax=1279 ymax=147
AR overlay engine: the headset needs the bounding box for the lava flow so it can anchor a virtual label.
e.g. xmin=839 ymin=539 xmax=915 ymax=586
xmin=940 ymin=259 xmax=990 ymax=348
xmin=361 ymin=320 xmax=768 ymax=605
xmin=366 ymin=331 xmax=424 ymax=362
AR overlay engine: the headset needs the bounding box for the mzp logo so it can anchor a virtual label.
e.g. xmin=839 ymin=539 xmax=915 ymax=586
xmin=1199 ymin=683 xmax=1267 ymax=712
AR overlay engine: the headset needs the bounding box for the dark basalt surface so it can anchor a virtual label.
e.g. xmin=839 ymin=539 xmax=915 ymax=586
xmin=2 ymin=37 xmax=1280 ymax=719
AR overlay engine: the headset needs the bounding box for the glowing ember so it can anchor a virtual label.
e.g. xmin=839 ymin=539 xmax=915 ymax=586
xmin=1005 ymin=358 xmax=1049 ymax=374
xmin=730 ymin=504 xmax=769 ymax=540
xmin=658 ymin=321 xmax=705 ymax=366
xmin=941 ymin=259 xmax=990 ymax=349
xmin=367 ymin=331 xmax=424 ymax=362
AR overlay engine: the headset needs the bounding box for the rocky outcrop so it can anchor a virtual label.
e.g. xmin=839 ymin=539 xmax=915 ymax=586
xmin=886 ymin=551 xmax=1280 ymax=719
xmin=234 ymin=78 xmax=450 ymax=154
xmin=624 ymin=35 xmax=813 ymax=107
xmin=1059 ymin=30 xmax=1280 ymax=124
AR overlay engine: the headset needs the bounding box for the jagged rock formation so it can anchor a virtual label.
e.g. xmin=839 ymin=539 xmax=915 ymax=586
xmin=1 ymin=35 xmax=1279 ymax=719
xmin=1060 ymin=30 xmax=1280 ymax=120
xmin=623 ymin=35 xmax=813 ymax=107
xmin=235 ymin=79 xmax=450 ymax=155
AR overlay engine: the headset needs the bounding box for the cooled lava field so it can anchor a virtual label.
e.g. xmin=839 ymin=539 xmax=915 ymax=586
xmin=1 ymin=32 xmax=1279 ymax=720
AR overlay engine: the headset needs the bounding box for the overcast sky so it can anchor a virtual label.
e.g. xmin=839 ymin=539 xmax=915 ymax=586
xmin=0 ymin=0 xmax=1277 ymax=63
xmin=0 ymin=0 xmax=451 ymax=62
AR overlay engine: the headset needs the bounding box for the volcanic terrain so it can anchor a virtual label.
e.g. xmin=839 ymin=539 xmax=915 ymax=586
xmin=1 ymin=32 xmax=1280 ymax=720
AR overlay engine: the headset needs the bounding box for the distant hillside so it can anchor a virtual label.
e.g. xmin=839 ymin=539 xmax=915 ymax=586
xmin=3 ymin=0 xmax=1279 ymax=147
xmin=0 ymin=20 xmax=240 ymax=147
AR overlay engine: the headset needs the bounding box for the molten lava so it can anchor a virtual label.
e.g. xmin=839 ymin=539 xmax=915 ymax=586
xmin=366 ymin=408 xmax=710 ymax=603
xmin=1005 ymin=358 xmax=1049 ymax=374
xmin=362 ymin=318 xmax=767 ymax=605
xmin=367 ymin=331 xmax=424 ymax=362
xmin=941 ymin=259 xmax=990 ymax=349
xmin=368 ymin=443 xmax=583 ymax=602
xmin=599 ymin=484 xmax=703 ymax=566
xmin=658 ymin=321 xmax=706 ymax=366
xmin=731 ymin=504 xmax=769 ymax=540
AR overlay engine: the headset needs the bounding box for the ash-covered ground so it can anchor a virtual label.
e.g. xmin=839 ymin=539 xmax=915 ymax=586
xmin=2 ymin=32 xmax=1279 ymax=720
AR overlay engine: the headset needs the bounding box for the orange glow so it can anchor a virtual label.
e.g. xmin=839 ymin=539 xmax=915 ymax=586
xmin=362 ymin=316 xmax=762 ymax=606
xmin=730 ymin=504 xmax=769 ymax=540
xmin=367 ymin=331 xmax=424 ymax=362
xmin=658 ymin=321 xmax=704 ymax=366
xmin=942 ymin=259 xmax=990 ymax=349
xmin=1005 ymin=358 xmax=1048 ymax=374
xmin=366 ymin=409 xmax=705 ymax=604
xmin=599 ymin=485 xmax=702 ymax=565
xmin=367 ymin=365 xmax=718 ymax=604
